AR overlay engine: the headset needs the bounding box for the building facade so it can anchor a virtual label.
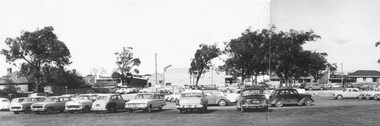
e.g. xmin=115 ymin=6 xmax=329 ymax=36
xmin=0 ymin=68 xmax=30 ymax=92
xmin=348 ymin=70 xmax=380 ymax=83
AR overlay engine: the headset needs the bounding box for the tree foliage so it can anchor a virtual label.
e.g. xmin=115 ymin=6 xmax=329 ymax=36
xmin=223 ymin=26 xmax=328 ymax=87
xmin=189 ymin=44 xmax=221 ymax=86
xmin=0 ymin=26 xmax=71 ymax=92
xmin=113 ymin=47 xmax=141 ymax=85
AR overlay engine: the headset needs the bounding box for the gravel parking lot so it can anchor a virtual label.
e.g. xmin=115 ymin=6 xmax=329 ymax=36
xmin=1 ymin=96 xmax=380 ymax=126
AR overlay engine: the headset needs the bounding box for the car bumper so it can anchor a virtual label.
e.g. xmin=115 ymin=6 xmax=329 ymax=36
xmin=176 ymin=105 xmax=204 ymax=109
xmin=66 ymin=105 xmax=83 ymax=111
xmin=241 ymin=104 xmax=267 ymax=108
xmin=31 ymin=108 xmax=46 ymax=112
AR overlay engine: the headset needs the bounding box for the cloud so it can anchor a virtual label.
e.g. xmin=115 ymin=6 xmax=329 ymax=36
xmin=334 ymin=38 xmax=349 ymax=44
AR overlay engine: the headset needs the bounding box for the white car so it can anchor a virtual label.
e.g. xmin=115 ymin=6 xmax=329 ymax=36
xmin=10 ymin=96 xmax=46 ymax=114
xmin=358 ymin=88 xmax=380 ymax=100
xmin=333 ymin=88 xmax=361 ymax=100
xmin=125 ymin=93 xmax=166 ymax=113
xmin=176 ymin=90 xmax=208 ymax=113
xmin=65 ymin=94 xmax=97 ymax=113
xmin=91 ymin=94 xmax=126 ymax=113
xmin=0 ymin=98 xmax=10 ymax=111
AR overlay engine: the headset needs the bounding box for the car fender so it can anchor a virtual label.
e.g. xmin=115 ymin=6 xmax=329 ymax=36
xmin=216 ymin=98 xmax=228 ymax=105
xmin=298 ymin=98 xmax=314 ymax=105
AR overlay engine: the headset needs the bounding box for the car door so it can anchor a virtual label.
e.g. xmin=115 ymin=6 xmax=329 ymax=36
xmin=289 ymin=89 xmax=301 ymax=103
xmin=282 ymin=90 xmax=292 ymax=104
xmin=205 ymin=92 xmax=217 ymax=105
xmin=352 ymin=89 xmax=360 ymax=98
xmin=116 ymin=95 xmax=125 ymax=109
xmin=57 ymin=97 xmax=66 ymax=111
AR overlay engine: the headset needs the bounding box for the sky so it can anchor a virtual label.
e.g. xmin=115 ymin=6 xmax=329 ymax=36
xmin=0 ymin=0 xmax=270 ymax=76
xmin=271 ymin=0 xmax=380 ymax=72
xmin=1 ymin=0 xmax=380 ymax=77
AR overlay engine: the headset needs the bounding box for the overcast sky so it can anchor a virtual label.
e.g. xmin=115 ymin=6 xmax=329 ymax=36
xmin=271 ymin=0 xmax=380 ymax=72
xmin=0 ymin=0 xmax=270 ymax=76
xmin=1 ymin=0 xmax=380 ymax=77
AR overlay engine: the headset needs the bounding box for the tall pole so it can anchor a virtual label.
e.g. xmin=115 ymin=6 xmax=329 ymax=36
xmin=155 ymin=53 xmax=158 ymax=87
xmin=211 ymin=67 xmax=214 ymax=85
xmin=341 ymin=63 xmax=344 ymax=87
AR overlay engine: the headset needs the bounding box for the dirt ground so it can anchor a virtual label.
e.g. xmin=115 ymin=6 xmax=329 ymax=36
xmin=1 ymin=96 xmax=380 ymax=126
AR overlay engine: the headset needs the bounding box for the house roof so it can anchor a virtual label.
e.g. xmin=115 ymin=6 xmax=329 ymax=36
xmin=0 ymin=71 xmax=31 ymax=84
xmin=348 ymin=70 xmax=380 ymax=77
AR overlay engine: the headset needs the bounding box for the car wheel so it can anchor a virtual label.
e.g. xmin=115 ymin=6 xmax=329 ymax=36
xmin=366 ymin=96 xmax=370 ymax=100
xmin=179 ymin=109 xmax=186 ymax=114
xmin=304 ymin=99 xmax=313 ymax=106
xmin=218 ymin=100 xmax=227 ymax=106
xmin=46 ymin=107 xmax=53 ymax=114
xmin=275 ymin=100 xmax=284 ymax=107
xmin=358 ymin=95 xmax=363 ymax=100
xmin=158 ymin=106 xmax=163 ymax=111
xmin=337 ymin=95 xmax=343 ymax=100
xmin=82 ymin=106 xmax=91 ymax=113
xmin=24 ymin=108 xmax=32 ymax=114
xmin=374 ymin=95 xmax=378 ymax=100
xmin=13 ymin=111 xmax=19 ymax=114
xmin=145 ymin=106 xmax=152 ymax=113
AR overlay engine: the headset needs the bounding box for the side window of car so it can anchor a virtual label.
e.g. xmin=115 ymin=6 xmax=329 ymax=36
xmin=111 ymin=95 xmax=118 ymax=100
xmin=278 ymin=90 xmax=284 ymax=95
xmin=289 ymin=90 xmax=295 ymax=95
xmin=118 ymin=95 xmax=123 ymax=100
xmin=353 ymin=89 xmax=358 ymax=92
xmin=63 ymin=97 xmax=70 ymax=101
xmin=58 ymin=98 xmax=64 ymax=102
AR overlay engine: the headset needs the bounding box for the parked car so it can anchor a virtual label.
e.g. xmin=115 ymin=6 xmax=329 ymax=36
xmin=224 ymin=89 xmax=241 ymax=103
xmin=203 ymin=91 xmax=229 ymax=106
xmin=125 ymin=93 xmax=166 ymax=113
xmin=31 ymin=96 xmax=72 ymax=114
xmin=65 ymin=94 xmax=98 ymax=113
xmin=176 ymin=90 xmax=208 ymax=113
xmin=10 ymin=96 xmax=46 ymax=114
xmin=333 ymin=88 xmax=361 ymax=100
xmin=373 ymin=93 xmax=380 ymax=100
xmin=0 ymin=98 xmax=10 ymax=111
xmin=236 ymin=88 xmax=268 ymax=112
xmin=358 ymin=88 xmax=380 ymax=100
xmin=269 ymin=88 xmax=314 ymax=107
xmin=303 ymin=84 xmax=325 ymax=90
xmin=91 ymin=94 xmax=126 ymax=113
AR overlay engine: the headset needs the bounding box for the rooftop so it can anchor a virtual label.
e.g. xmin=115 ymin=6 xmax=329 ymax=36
xmin=348 ymin=70 xmax=380 ymax=77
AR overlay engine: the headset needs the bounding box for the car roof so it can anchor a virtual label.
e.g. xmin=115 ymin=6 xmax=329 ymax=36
xmin=29 ymin=96 xmax=47 ymax=98
xmin=242 ymin=88 xmax=264 ymax=91
xmin=97 ymin=93 xmax=119 ymax=96
xmin=182 ymin=90 xmax=203 ymax=94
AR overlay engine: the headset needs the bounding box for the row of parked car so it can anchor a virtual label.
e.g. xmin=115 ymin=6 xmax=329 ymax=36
xmin=0 ymin=87 xmax=316 ymax=114
xmin=333 ymin=87 xmax=380 ymax=100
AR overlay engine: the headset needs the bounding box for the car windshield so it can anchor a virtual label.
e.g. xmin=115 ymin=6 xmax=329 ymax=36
xmin=1 ymin=99 xmax=9 ymax=102
xmin=45 ymin=98 xmax=58 ymax=102
xmin=11 ymin=98 xmax=24 ymax=103
xmin=25 ymin=98 xmax=45 ymax=102
xmin=97 ymin=96 xmax=108 ymax=100
xmin=77 ymin=96 xmax=90 ymax=100
xmin=242 ymin=90 xmax=263 ymax=96
xmin=135 ymin=94 xmax=154 ymax=99
xmin=181 ymin=93 xmax=202 ymax=97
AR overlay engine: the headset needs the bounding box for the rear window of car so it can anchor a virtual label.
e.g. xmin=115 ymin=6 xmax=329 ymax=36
xmin=242 ymin=90 xmax=263 ymax=96
xmin=97 ymin=96 xmax=108 ymax=100
xmin=181 ymin=93 xmax=202 ymax=97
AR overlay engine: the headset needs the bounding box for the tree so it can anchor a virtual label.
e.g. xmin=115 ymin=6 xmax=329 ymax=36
xmin=376 ymin=42 xmax=380 ymax=63
xmin=0 ymin=26 xmax=71 ymax=92
xmin=189 ymin=44 xmax=221 ymax=86
xmin=114 ymin=47 xmax=141 ymax=85
xmin=42 ymin=67 xmax=86 ymax=89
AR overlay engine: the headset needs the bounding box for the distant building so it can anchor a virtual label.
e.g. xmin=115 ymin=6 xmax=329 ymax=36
xmin=145 ymin=73 xmax=164 ymax=88
xmin=86 ymin=74 xmax=148 ymax=88
xmin=348 ymin=70 xmax=380 ymax=83
xmin=0 ymin=68 xmax=30 ymax=92
xmin=163 ymin=67 xmax=226 ymax=88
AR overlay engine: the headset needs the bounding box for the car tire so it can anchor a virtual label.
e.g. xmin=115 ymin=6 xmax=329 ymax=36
xmin=13 ymin=111 xmax=19 ymax=114
xmin=145 ymin=106 xmax=152 ymax=113
xmin=218 ymin=100 xmax=227 ymax=106
xmin=158 ymin=106 xmax=163 ymax=111
xmin=24 ymin=108 xmax=32 ymax=114
xmin=304 ymin=99 xmax=313 ymax=106
xmin=366 ymin=96 xmax=370 ymax=100
xmin=275 ymin=100 xmax=284 ymax=107
xmin=337 ymin=95 xmax=343 ymax=100
xmin=358 ymin=95 xmax=363 ymax=100
xmin=374 ymin=95 xmax=378 ymax=100
xmin=179 ymin=109 xmax=186 ymax=114
xmin=82 ymin=106 xmax=91 ymax=113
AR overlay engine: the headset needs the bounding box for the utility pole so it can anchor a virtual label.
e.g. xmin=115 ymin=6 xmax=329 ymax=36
xmin=155 ymin=53 xmax=158 ymax=87
xmin=341 ymin=63 xmax=344 ymax=87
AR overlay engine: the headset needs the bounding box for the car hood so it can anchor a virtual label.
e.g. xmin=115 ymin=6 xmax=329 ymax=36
xmin=127 ymin=99 xmax=152 ymax=104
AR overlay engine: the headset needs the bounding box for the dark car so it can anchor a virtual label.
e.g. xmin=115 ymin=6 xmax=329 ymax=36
xmin=269 ymin=88 xmax=314 ymax=107
xmin=236 ymin=88 xmax=268 ymax=112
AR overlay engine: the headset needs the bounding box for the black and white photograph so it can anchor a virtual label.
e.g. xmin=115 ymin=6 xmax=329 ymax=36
xmin=0 ymin=0 xmax=380 ymax=126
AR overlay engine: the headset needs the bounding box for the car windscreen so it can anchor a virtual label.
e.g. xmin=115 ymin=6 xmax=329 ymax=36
xmin=241 ymin=90 xmax=263 ymax=96
xmin=181 ymin=93 xmax=202 ymax=97
xmin=77 ymin=96 xmax=90 ymax=100
xmin=97 ymin=96 xmax=108 ymax=100
xmin=11 ymin=98 xmax=24 ymax=103
xmin=25 ymin=98 xmax=45 ymax=102
xmin=45 ymin=98 xmax=57 ymax=102
xmin=135 ymin=94 xmax=154 ymax=99
xmin=1 ymin=99 xmax=9 ymax=102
